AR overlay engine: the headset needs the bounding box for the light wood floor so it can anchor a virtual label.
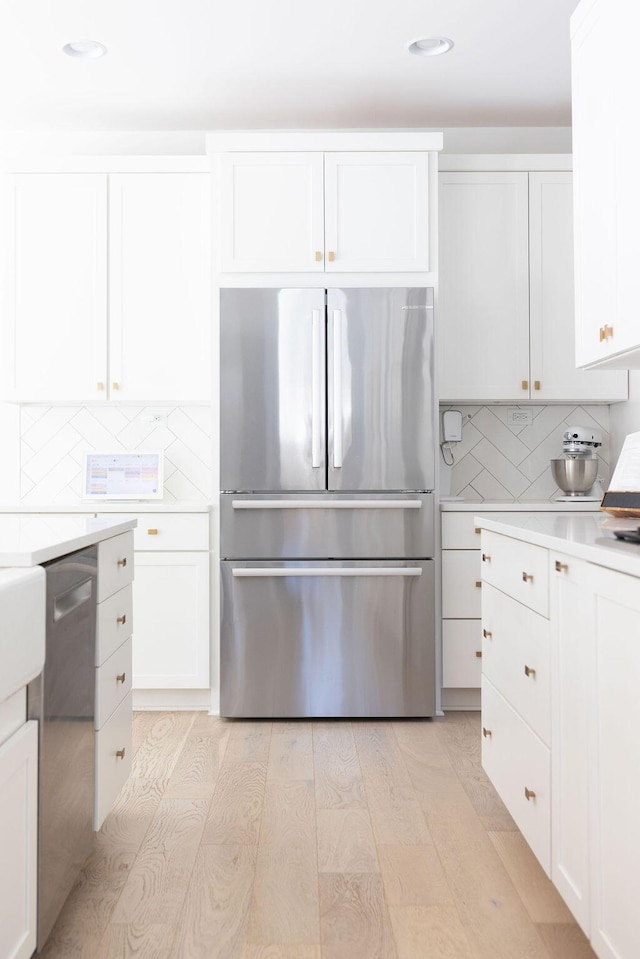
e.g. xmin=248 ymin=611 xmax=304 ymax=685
xmin=41 ymin=711 xmax=597 ymax=959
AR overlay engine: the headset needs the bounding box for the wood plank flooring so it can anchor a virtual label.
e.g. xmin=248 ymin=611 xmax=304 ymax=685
xmin=40 ymin=711 xmax=597 ymax=959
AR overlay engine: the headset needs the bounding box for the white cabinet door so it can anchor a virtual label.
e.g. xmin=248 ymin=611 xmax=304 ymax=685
xmin=529 ymin=173 xmax=627 ymax=401
xmin=324 ymin=152 xmax=429 ymax=272
xmin=132 ymin=552 xmax=210 ymax=688
xmin=438 ymin=172 xmax=530 ymax=401
xmin=0 ymin=721 xmax=37 ymax=959
xmin=549 ymin=553 xmax=591 ymax=935
xmin=0 ymin=174 xmax=107 ymax=402
xmin=109 ymin=174 xmax=212 ymax=401
xmin=588 ymin=564 xmax=640 ymax=959
xmin=219 ymin=152 xmax=324 ymax=272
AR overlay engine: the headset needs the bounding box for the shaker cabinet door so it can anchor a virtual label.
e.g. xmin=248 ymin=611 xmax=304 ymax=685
xmin=0 ymin=174 xmax=108 ymax=402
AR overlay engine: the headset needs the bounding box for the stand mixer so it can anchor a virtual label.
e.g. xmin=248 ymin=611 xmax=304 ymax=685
xmin=551 ymin=426 xmax=602 ymax=500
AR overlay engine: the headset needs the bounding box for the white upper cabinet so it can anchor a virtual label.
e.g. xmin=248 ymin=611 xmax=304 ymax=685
xmin=0 ymin=174 xmax=108 ymax=403
xmin=439 ymin=172 xmax=530 ymax=401
xmin=572 ymin=0 xmax=640 ymax=369
xmin=108 ymin=174 xmax=211 ymax=402
xmin=0 ymin=171 xmax=211 ymax=403
xmin=438 ymin=169 xmax=627 ymax=402
xmin=219 ymin=151 xmax=430 ymax=273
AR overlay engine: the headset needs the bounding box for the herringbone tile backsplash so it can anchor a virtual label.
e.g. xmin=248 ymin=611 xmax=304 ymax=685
xmin=440 ymin=404 xmax=610 ymax=501
xmin=20 ymin=406 xmax=212 ymax=504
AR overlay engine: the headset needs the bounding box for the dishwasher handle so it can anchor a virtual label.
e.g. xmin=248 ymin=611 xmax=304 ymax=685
xmin=53 ymin=579 xmax=93 ymax=622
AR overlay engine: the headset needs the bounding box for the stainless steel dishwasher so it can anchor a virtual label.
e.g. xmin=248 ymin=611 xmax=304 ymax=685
xmin=27 ymin=545 xmax=97 ymax=951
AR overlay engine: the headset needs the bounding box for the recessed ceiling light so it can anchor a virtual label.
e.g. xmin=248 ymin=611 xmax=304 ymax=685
xmin=62 ymin=40 xmax=107 ymax=59
xmin=407 ymin=37 xmax=454 ymax=57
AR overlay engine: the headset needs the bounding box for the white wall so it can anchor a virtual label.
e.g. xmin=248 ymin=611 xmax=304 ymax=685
xmin=610 ymin=372 xmax=640 ymax=466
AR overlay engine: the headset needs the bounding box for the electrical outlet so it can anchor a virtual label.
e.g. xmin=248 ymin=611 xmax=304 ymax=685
xmin=141 ymin=410 xmax=169 ymax=426
xmin=507 ymin=408 xmax=533 ymax=427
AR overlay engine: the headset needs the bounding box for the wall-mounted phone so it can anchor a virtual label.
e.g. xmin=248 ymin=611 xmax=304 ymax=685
xmin=441 ymin=409 xmax=463 ymax=465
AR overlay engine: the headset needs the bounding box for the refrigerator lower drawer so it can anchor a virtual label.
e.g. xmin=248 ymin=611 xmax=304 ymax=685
xmin=220 ymin=492 xmax=434 ymax=559
xmin=220 ymin=560 xmax=435 ymax=718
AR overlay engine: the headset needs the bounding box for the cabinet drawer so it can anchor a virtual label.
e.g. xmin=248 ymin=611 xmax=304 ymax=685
xmin=482 ymin=676 xmax=550 ymax=874
xmin=442 ymin=512 xmax=528 ymax=549
xmin=94 ymin=691 xmax=132 ymax=830
xmin=442 ymin=550 xmax=482 ymax=618
xmin=480 ymin=530 xmax=549 ymax=616
xmin=97 ymin=532 xmax=134 ymax=603
xmin=95 ymin=637 xmax=132 ymax=730
xmin=482 ymin=584 xmax=550 ymax=745
xmin=96 ymin=584 xmax=132 ymax=667
xmin=442 ymin=620 xmax=482 ymax=688
xmin=133 ymin=513 xmax=209 ymax=551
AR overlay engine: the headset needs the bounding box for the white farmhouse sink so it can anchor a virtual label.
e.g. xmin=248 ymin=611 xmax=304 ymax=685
xmin=0 ymin=566 xmax=46 ymax=703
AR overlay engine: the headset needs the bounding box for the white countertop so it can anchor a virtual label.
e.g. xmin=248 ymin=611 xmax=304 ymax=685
xmin=474 ymin=512 xmax=640 ymax=578
xmin=441 ymin=500 xmax=602 ymax=512
xmin=0 ymin=502 xmax=211 ymax=514
xmin=0 ymin=515 xmax=137 ymax=567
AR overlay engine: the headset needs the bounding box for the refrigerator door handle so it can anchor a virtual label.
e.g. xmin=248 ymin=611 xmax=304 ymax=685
xmin=311 ymin=308 xmax=322 ymax=468
xmin=231 ymin=499 xmax=423 ymax=509
xmin=233 ymin=567 xmax=423 ymax=578
xmin=332 ymin=308 xmax=343 ymax=468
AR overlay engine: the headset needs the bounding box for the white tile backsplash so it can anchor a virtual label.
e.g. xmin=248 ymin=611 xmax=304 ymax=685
xmin=19 ymin=405 xmax=212 ymax=504
xmin=440 ymin=404 xmax=610 ymax=502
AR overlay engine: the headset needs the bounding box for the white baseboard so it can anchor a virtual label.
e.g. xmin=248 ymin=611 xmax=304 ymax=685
xmin=132 ymin=688 xmax=213 ymax=711
xmin=441 ymin=687 xmax=481 ymax=711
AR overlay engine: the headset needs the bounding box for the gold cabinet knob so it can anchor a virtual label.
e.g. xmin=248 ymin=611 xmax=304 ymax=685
xmin=474 ymin=527 xmax=481 ymax=534
xmin=116 ymin=672 xmax=126 ymax=684
xmin=116 ymin=748 xmax=126 ymax=759
xmin=314 ymin=251 xmax=322 ymax=262
xmin=524 ymin=786 xmax=536 ymax=801
xmin=524 ymin=664 xmax=536 ymax=678
xmin=97 ymin=382 xmax=105 ymax=392
xmin=327 ymin=251 xmax=336 ymax=262
xmin=475 ymin=581 xmax=482 ymax=588
xmin=599 ymin=324 xmax=614 ymax=342
xmin=112 ymin=382 xmax=120 ymax=391
xmin=521 ymin=379 xmax=529 ymax=391
xmin=522 ymin=571 xmax=534 ymax=582
xmin=482 ymin=553 xmax=491 ymax=563
xmin=555 ymin=560 xmax=568 ymax=572
xmin=534 ymin=380 xmax=541 ymax=391
xmin=117 ymin=557 xmax=127 ymax=568
xmin=475 ymin=650 xmax=482 ymax=658
xmin=483 ymin=628 xmax=492 ymax=639
xmin=117 ymin=614 xmax=127 ymax=625
xmin=147 ymin=528 xmax=159 ymax=536
xmin=482 ymin=727 xmax=492 ymax=738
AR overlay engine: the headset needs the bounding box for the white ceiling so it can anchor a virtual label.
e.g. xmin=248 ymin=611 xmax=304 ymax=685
xmin=0 ymin=0 xmax=580 ymax=132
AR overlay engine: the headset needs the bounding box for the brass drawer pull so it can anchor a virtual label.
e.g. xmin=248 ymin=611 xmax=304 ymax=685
xmin=117 ymin=614 xmax=126 ymax=626
xmin=117 ymin=558 xmax=128 ymax=568
xmin=521 ymin=379 xmax=528 ymax=391
xmin=555 ymin=560 xmax=568 ymax=572
xmin=116 ymin=748 xmax=126 ymax=759
xmin=599 ymin=324 xmax=614 ymax=342
xmin=524 ymin=786 xmax=536 ymax=801
xmin=116 ymin=672 xmax=126 ymax=684
xmin=112 ymin=382 xmax=120 ymax=391
xmin=147 ymin=528 xmax=159 ymax=536
xmin=474 ymin=527 xmax=481 ymax=534
xmin=482 ymin=727 xmax=492 ymax=738
xmin=483 ymin=628 xmax=492 ymax=639
xmin=524 ymin=664 xmax=536 ymax=678
xmin=315 ymin=251 xmax=322 ymax=262
xmin=475 ymin=650 xmax=482 ymax=658
xmin=482 ymin=553 xmax=491 ymax=563
xmin=97 ymin=382 xmax=105 ymax=392
xmin=328 ymin=251 xmax=336 ymax=262
xmin=534 ymin=380 xmax=541 ymax=391
xmin=522 ymin=571 xmax=533 ymax=582
xmin=475 ymin=581 xmax=482 ymax=588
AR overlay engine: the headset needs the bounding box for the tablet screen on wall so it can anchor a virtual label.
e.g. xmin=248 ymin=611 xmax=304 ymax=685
xmin=82 ymin=452 xmax=164 ymax=500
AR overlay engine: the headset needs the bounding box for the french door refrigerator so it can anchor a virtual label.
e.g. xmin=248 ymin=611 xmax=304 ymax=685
xmin=220 ymin=287 xmax=436 ymax=717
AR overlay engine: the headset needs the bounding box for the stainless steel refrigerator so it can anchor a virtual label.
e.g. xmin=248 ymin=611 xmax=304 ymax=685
xmin=220 ymin=287 xmax=436 ymax=718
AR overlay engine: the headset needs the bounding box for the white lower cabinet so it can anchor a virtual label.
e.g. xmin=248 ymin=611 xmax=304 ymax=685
xmin=0 ymin=720 xmax=37 ymax=959
xmin=95 ymin=692 xmax=133 ymax=830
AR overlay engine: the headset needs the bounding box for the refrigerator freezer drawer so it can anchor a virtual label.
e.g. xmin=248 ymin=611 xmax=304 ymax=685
xmin=220 ymin=560 xmax=435 ymax=718
xmin=220 ymin=492 xmax=434 ymax=559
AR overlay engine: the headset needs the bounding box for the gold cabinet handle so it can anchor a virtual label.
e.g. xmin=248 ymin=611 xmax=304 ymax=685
xmin=147 ymin=528 xmax=159 ymax=536
xmin=482 ymin=553 xmax=491 ymax=563
xmin=475 ymin=650 xmax=482 ymax=658
xmin=534 ymin=380 xmax=541 ymax=391
xmin=97 ymin=382 xmax=105 ymax=392
xmin=116 ymin=672 xmax=126 ymax=684
xmin=524 ymin=786 xmax=536 ymax=801
xmin=521 ymin=379 xmax=529 ymax=391
xmin=524 ymin=664 xmax=536 ymax=678
xmin=599 ymin=324 xmax=614 ymax=342
xmin=117 ymin=557 xmax=128 ymax=568
xmin=555 ymin=560 xmax=568 ymax=572
xmin=475 ymin=581 xmax=482 ymax=588
xmin=522 ymin=571 xmax=534 ymax=582
xmin=483 ymin=628 xmax=492 ymax=639
xmin=482 ymin=727 xmax=492 ymax=738
xmin=116 ymin=748 xmax=126 ymax=759
xmin=315 ymin=251 xmax=323 ymax=262
xmin=474 ymin=527 xmax=481 ymax=534
xmin=117 ymin=614 xmax=126 ymax=626
xmin=112 ymin=382 xmax=120 ymax=391
xmin=327 ymin=251 xmax=336 ymax=262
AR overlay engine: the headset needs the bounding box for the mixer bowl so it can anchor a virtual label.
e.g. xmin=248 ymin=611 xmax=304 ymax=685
xmin=551 ymin=458 xmax=598 ymax=495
